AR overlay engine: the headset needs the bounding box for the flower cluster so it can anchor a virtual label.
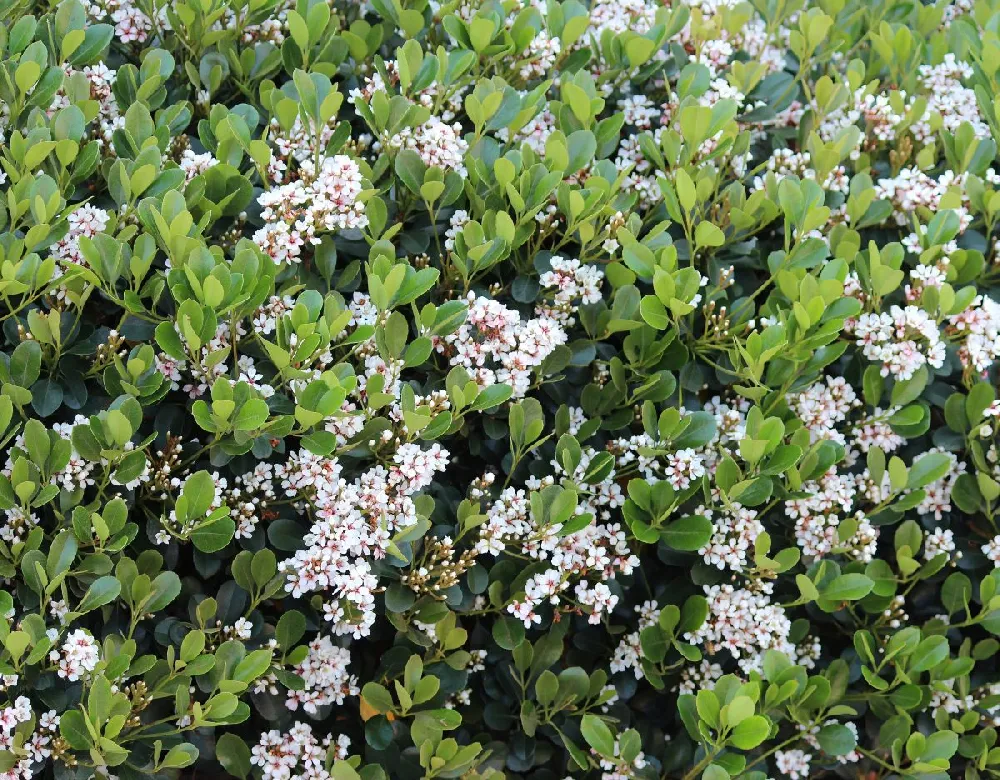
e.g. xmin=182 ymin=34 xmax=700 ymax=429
xmin=438 ymin=294 xmax=568 ymax=397
xmin=254 ymin=155 xmax=368 ymax=264
xmin=685 ymin=583 xmax=797 ymax=673
xmin=251 ymin=723 xmax=350 ymax=780
xmin=854 ymin=305 xmax=946 ymax=380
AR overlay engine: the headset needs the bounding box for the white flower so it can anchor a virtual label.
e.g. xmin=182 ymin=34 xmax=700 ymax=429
xmin=49 ymin=630 xmax=100 ymax=681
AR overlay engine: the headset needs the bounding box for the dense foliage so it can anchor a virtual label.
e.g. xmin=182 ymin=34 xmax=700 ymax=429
xmin=4 ymin=0 xmax=1000 ymax=777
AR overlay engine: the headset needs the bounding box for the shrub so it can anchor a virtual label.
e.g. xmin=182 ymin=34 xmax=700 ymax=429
xmin=2 ymin=0 xmax=1000 ymax=778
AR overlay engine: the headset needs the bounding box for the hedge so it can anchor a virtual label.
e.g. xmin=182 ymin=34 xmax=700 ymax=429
xmin=0 ymin=0 xmax=1000 ymax=778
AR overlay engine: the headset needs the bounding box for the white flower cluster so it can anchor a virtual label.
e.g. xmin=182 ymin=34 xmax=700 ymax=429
xmin=930 ymin=683 xmax=978 ymax=720
xmin=697 ymin=503 xmax=764 ymax=572
xmin=982 ymin=535 xmax=1000 ymax=566
xmin=0 ymin=697 xmax=59 ymax=780
xmin=927 ymin=677 xmax=1000 ymax=727
xmin=588 ymin=0 xmax=658 ymax=37
xmin=286 ymin=635 xmax=360 ymax=714
xmin=618 ymin=95 xmax=659 ymax=130
xmin=385 ymin=116 xmax=469 ymax=176
xmin=754 ymin=149 xmax=849 ymax=194
xmin=787 ymin=376 xmax=860 ymax=446
xmin=86 ymin=0 xmax=167 ymax=45
xmin=522 ymin=32 xmax=561 ymax=80
xmin=536 ymin=256 xmax=605 ymax=325
xmin=251 ymin=721 xmax=350 ymax=780
xmin=49 ymin=62 xmax=123 ymax=150
xmin=155 ymin=317 xmax=276 ymax=401
xmin=611 ymin=601 xmax=662 ymax=679
xmin=479 ymin=464 xmax=637 ymax=629
xmin=787 ymin=373 xmax=905 ymax=460
xmin=266 ymin=115 xmax=339 ymax=179
xmin=948 ymin=294 xmax=1000 ymax=375
xmin=812 ymin=55 xmax=986 ymax=155
xmin=612 ymin=432 xmax=709 ymax=490
xmin=253 ymin=295 xmax=296 ymax=336
xmin=775 ymin=749 xmax=812 ymax=780
xmin=857 ymin=446 xmax=964 ymax=520
xmin=227 ymin=464 xmax=277 ymax=539
xmin=504 ymin=512 xmax=638 ymax=626
xmin=477 ymin=487 xmax=547 ymax=557
xmin=676 ymin=658 xmax=725 ymax=695
xmin=574 ymin=581 xmax=620 ymax=625
xmin=854 ymin=304 xmax=945 ymax=380
xmin=217 ymin=1 xmax=289 ymax=45
xmin=48 ymin=629 xmax=100 ymax=682
xmin=875 ymin=168 xmax=970 ymax=228
xmin=51 ymin=204 xmax=110 ymax=272
xmin=614 ymin=131 xmax=664 ymax=208
xmin=438 ymin=294 xmax=567 ymax=397
xmin=925 ymin=526 xmax=959 ymax=561
xmin=499 ymin=107 xmax=557 ymax=155
xmin=853 ymin=409 xmax=905 ymax=455
xmin=0 ymin=507 xmax=39 ymax=547
xmin=913 ymin=55 xmax=989 ymax=142
xmin=178 ymin=148 xmax=219 ymax=182
xmin=684 ymin=582 xmax=795 ymax=673
xmin=702 ymin=396 xmax=750 ymax=457
xmin=3 ymin=415 xmax=101 ymax=509
xmin=785 ymin=468 xmax=879 ymax=562
xmin=254 ymin=155 xmax=368 ymax=265
xmin=662 ymin=447 xmax=708 ymax=490
xmin=278 ymin=444 xmax=449 ymax=637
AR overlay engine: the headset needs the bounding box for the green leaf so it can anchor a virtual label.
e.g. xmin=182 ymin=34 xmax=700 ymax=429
xmin=730 ymin=715 xmax=770 ymax=750
xmin=215 ymin=734 xmax=252 ymax=779
xmin=182 ymin=471 xmax=217 ymax=518
xmin=395 ymin=149 xmax=426 ymax=194
xmin=725 ymin=695 xmax=754 ymax=726
xmin=77 ymin=576 xmax=121 ymax=613
xmin=580 ymin=713 xmax=615 ymax=757
xmin=233 ymin=400 xmax=270 ymax=430
xmin=146 ymin=571 xmax=181 ymax=612
xmin=70 ymin=24 xmax=113 ymax=65
xmin=30 ymin=379 xmax=63 ymax=417
xmin=46 ymin=530 xmax=77 ymax=577
xmin=160 ymin=744 xmax=199 ymax=769
xmin=662 ymin=515 xmax=713 ymax=551
xmin=695 ymin=221 xmax=725 ymax=248
xmin=640 ymin=296 xmax=669 ymax=329
xmin=332 ymin=761 xmax=362 ymax=780
xmin=276 ymin=611 xmax=306 ymax=650
xmin=9 ymin=341 xmax=41 ymax=387
xmin=820 ymin=573 xmax=873 ymax=602
xmin=640 ymin=625 xmax=668 ymax=663
xmin=909 ymin=635 xmax=949 ymax=673
xmin=59 ymin=710 xmax=91 ymax=750
xmin=696 ymin=689 xmax=720 ymax=728
xmin=492 ymin=616 xmax=525 ymax=649
xmin=673 ymin=412 xmax=717 ymax=448
xmin=817 ymin=723 xmax=857 ymax=756
xmin=192 ymin=516 xmax=236 ymax=553
xmin=361 ymin=682 xmax=395 ymax=713
xmin=534 ymin=670 xmax=559 ymax=706
xmin=905 ymin=452 xmax=951 ymax=490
